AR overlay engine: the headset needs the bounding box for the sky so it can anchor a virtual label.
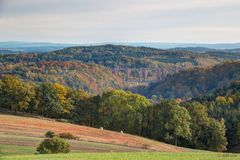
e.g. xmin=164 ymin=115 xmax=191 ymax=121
xmin=0 ymin=0 xmax=240 ymax=44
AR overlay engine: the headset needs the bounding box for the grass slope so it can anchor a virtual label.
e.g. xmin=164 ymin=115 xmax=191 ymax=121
xmin=0 ymin=114 xmax=186 ymax=153
xmin=0 ymin=134 xmax=146 ymax=157
xmin=1 ymin=114 xmax=240 ymax=160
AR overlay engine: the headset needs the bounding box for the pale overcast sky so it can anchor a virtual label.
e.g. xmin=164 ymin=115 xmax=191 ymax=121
xmin=0 ymin=0 xmax=240 ymax=43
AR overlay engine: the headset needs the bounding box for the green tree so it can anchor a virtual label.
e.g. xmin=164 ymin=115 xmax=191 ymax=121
xmin=0 ymin=75 xmax=35 ymax=112
xmin=208 ymin=95 xmax=238 ymax=149
xmin=150 ymin=100 xmax=191 ymax=146
xmin=184 ymin=102 xmax=210 ymax=149
xmin=99 ymin=90 xmax=151 ymax=135
xmin=207 ymin=118 xmax=227 ymax=152
xmin=166 ymin=105 xmax=192 ymax=146
xmin=37 ymin=83 xmax=62 ymax=118
xmin=184 ymin=102 xmax=227 ymax=151
xmin=69 ymin=90 xmax=96 ymax=126
xmin=26 ymin=83 xmax=39 ymax=114
xmin=233 ymin=121 xmax=240 ymax=146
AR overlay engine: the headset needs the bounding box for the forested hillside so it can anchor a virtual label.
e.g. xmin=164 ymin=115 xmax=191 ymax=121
xmin=133 ymin=61 xmax=240 ymax=99
xmin=0 ymin=61 xmax=124 ymax=93
xmin=0 ymin=45 xmax=225 ymax=85
xmin=1 ymin=45 xmax=240 ymax=95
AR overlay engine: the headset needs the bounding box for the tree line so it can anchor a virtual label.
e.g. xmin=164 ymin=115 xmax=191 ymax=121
xmin=1 ymin=75 xmax=236 ymax=152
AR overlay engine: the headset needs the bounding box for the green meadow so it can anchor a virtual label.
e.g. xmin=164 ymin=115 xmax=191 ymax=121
xmin=1 ymin=151 xmax=240 ymax=160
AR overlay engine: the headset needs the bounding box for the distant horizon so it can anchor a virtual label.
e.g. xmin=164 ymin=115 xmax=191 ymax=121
xmin=1 ymin=41 xmax=240 ymax=45
xmin=1 ymin=41 xmax=240 ymax=50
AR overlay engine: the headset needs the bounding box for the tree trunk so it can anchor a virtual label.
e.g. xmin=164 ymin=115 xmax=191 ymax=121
xmin=175 ymin=136 xmax=178 ymax=146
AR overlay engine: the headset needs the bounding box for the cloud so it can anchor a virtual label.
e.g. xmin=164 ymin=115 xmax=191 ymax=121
xmin=2 ymin=0 xmax=240 ymax=17
xmin=0 ymin=0 xmax=240 ymax=43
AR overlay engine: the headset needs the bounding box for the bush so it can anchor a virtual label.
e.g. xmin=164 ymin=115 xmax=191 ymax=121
xmin=59 ymin=132 xmax=77 ymax=140
xmin=45 ymin=131 xmax=57 ymax=138
xmin=36 ymin=137 xmax=70 ymax=154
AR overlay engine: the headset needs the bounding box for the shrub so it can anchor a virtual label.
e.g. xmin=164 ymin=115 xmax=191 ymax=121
xmin=59 ymin=132 xmax=77 ymax=140
xmin=45 ymin=131 xmax=57 ymax=138
xmin=36 ymin=137 xmax=70 ymax=154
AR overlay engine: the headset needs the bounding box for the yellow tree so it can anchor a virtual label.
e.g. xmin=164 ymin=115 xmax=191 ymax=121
xmin=53 ymin=83 xmax=72 ymax=116
xmin=0 ymin=75 xmax=35 ymax=112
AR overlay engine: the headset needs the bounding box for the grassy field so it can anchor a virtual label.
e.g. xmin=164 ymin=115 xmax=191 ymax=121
xmin=0 ymin=142 xmax=240 ymax=160
xmin=0 ymin=114 xmax=186 ymax=152
xmin=1 ymin=152 xmax=240 ymax=160
xmin=0 ymin=133 xmax=147 ymax=155
xmin=0 ymin=144 xmax=35 ymax=157
xmin=1 ymin=114 xmax=240 ymax=160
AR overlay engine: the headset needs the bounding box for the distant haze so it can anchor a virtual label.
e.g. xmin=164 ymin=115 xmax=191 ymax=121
xmin=113 ymin=42 xmax=240 ymax=50
xmin=0 ymin=0 xmax=240 ymax=43
xmin=1 ymin=42 xmax=240 ymax=53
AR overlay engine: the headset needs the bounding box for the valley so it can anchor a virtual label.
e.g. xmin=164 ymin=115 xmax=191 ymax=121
xmin=1 ymin=45 xmax=240 ymax=159
xmin=1 ymin=45 xmax=240 ymax=96
xmin=1 ymin=0 xmax=240 ymax=159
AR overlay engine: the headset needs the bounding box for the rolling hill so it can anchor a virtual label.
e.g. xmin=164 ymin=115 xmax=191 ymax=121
xmin=1 ymin=114 xmax=240 ymax=160
xmin=0 ymin=45 xmax=230 ymax=88
xmin=0 ymin=41 xmax=75 ymax=53
xmin=0 ymin=61 xmax=124 ymax=93
xmin=1 ymin=45 xmax=240 ymax=95
xmin=0 ymin=114 xmax=186 ymax=153
xmin=131 ymin=61 xmax=240 ymax=99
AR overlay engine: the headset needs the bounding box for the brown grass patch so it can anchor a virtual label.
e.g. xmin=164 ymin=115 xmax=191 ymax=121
xmin=0 ymin=114 xmax=187 ymax=152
